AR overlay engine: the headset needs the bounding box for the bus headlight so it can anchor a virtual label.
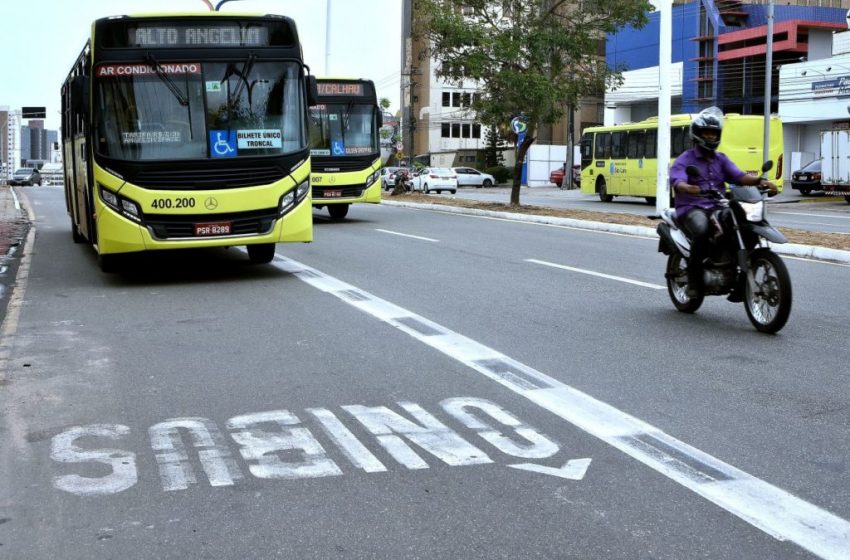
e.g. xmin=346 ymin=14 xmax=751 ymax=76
xmin=99 ymin=184 xmax=143 ymax=224
xmin=279 ymin=180 xmax=310 ymax=216
xmin=739 ymin=201 xmax=764 ymax=222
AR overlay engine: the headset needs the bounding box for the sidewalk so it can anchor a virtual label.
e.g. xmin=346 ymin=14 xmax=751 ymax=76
xmin=0 ymin=187 xmax=29 ymax=264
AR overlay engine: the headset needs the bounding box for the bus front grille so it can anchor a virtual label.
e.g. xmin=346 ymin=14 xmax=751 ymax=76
xmin=134 ymin=166 xmax=287 ymax=189
xmin=145 ymin=208 xmax=279 ymax=239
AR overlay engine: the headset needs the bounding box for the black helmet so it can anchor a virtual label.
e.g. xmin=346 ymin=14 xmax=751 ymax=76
xmin=689 ymin=106 xmax=724 ymax=151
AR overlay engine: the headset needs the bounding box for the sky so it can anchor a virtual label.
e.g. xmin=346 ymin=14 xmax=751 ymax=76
xmin=0 ymin=0 xmax=402 ymax=131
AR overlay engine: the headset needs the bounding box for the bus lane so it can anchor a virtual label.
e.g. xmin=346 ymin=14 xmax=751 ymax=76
xmin=1 ymin=187 xmax=847 ymax=559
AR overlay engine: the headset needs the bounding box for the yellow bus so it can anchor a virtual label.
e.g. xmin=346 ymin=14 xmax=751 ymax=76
xmin=579 ymin=114 xmax=784 ymax=204
xmin=61 ymin=13 xmax=317 ymax=271
xmin=308 ymin=78 xmax=382 ymax=220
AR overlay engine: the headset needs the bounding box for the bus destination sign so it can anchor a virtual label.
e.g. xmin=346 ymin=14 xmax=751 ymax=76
xmin=127 ymin=25 xmax=270 ymax=47
xmin=317 ymin=82 xmax=365 ymax=97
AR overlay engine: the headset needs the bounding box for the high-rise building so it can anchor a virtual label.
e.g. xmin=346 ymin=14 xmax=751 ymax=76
xmin=0 ymin=107 xmax=22 ymax=181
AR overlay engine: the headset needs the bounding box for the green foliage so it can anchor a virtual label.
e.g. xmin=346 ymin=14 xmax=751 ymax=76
xmin=484 ymin=165 xmax=512 ymax=184
xmin=416 ymin=0 xmax=652 ymax=203
xmin=483 ymin=125 xmax=507 ymax=168
xmin=379 ymin=97 xmax=392 ymax=110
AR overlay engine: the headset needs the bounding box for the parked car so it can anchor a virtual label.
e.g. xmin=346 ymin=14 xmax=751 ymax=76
xmin=9 ymin=168 xmax=42 ymax=186
xmin=452 ymin=167 xmax=495 ymax=188
xmin=549 ymin=164 xmax=580 ymax=188
xmin=411 ymin=167 xmax=458 ymax=194
xmin=381 ymin=166 xmax=400 ymax=190
xmin=790 ymin=159 xmax=822 ymax=196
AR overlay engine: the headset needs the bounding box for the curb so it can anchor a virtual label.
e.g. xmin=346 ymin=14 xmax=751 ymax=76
xmin=383 ymin=200 xmax=850 ymax=265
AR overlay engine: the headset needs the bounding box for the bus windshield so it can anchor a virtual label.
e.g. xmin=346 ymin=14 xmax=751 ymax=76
xmin=94 ymin=60 xmax=306 ymax=160
xmin=308 ymin=103 xmax=379 ymax=157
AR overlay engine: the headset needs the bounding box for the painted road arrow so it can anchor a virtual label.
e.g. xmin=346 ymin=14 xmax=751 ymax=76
xmin=508 ymin=458 xmax=592 ymax=480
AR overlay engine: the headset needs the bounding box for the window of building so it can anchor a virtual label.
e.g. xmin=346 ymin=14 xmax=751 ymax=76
xmin=472 ymin=124 xmax=481 ymax=138
xmin=462 ymin=92 xmax=471 ymax=107
xmin=451 ymin=123 xmax=461 ymax=137
xmin=441 ymin=123 xmax=451 ymax=138
xmin=452 ymin=93 xmax=461 ymax=107
xmin=442 ymin=92 xmax=450 ymax=107
xmin=462 ymin=123 xmax=471 ymax=138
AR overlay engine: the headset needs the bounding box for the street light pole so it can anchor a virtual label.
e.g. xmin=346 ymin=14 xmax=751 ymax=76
xmin=763 ymin=0 xmax=774 ymax=166
xmin=656 ymin=0 xmax=673 ymax=213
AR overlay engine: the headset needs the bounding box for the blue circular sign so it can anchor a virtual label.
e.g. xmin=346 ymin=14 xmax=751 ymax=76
xmin=510 ymin=117 xmax=527 ymax=135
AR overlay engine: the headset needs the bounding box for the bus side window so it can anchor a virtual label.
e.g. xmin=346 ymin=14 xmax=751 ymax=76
xmin=683 ymin=127 xmax=694 ymax=151
xmin=611 ymin=132 xmax=626 ymax=159
xmin=595 ymin=132 xmax=610 ymax=159
xmin=645 ymin=130 xmax=657 ymax=159
xmin=670 ymin=127 xmax=684 ymax=157
xmin=628 ymin=130 xmax=644 ymax=159
xmin=580 ymin=133 xmax=593 ymax=167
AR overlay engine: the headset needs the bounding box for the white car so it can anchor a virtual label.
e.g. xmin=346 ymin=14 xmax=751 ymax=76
xmin=452 ymin=167 xmax=495 ymax=188
xmin=411 ymin=167 xmax=458 ymax=194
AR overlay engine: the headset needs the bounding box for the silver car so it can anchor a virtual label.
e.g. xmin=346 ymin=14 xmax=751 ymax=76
xmin=452 ymin=167 xmax=495 ymax=188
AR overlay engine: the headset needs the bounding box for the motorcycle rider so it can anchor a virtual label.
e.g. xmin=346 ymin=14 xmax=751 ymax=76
xmin=669 ymin=107 xmax=777 ymax=299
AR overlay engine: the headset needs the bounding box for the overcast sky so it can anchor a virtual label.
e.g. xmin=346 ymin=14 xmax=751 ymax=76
xmin=0 ymin=0 xmax=402 ymax=131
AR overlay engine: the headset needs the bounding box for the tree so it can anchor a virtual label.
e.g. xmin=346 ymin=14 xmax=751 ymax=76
xmin=483 ymin=125 xmax=507 ymax=168
xmin=417 ymin=0 xmax=652 ymax=205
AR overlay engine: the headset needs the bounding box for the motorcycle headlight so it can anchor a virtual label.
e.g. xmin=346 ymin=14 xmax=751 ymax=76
xmin=739 ymin=200 xmax=764 ymax=222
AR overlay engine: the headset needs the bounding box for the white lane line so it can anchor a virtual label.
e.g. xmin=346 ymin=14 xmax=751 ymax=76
xmin=783 ymin=255 xmax=850 ymax=267
xmin=773 ymin=210 xmax=850 ymax=220
xmin=526 ymin=258 xmax=665 ymax=290
xmin=271 ymin=252 xmax=850 ymax=560
xmin=375 ymin=229 xmax=439 ymax=242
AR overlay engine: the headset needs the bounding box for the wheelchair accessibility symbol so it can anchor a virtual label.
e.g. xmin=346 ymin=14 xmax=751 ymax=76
xmin=331 ymin=140 xmax=346 ymax=156
xmin=209 ymin=130 xmax=237 ymax=158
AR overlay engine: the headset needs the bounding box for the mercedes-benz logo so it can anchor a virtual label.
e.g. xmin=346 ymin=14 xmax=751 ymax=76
xmin=328 ymin=176 xmax=337 ymax=184
xmin=204 ymin=197 xmax=219 ymax=210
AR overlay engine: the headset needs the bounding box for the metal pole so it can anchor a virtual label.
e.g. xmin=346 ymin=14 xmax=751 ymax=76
xmin=565 ymin=104 xmax=574 ymax=189
xmin=763 ymin=0 xmax=774 ymax=165
xmin=325 ymin=0 xmax=332 ymax=75
xmin=656 ymin=0 xmax=673 ymax=214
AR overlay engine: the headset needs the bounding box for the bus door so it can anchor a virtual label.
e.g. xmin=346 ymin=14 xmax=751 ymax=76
xmin=626 ymin=130 xmax=645 ymax=196
xmin=643 ymin=129 xmax=658 ymax=197
xmin=610 ymin=131 xmax=627 ymax=194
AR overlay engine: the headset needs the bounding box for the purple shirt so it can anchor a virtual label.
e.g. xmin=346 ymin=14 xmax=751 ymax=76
xmin=669 ymin=147 xmax=747 ymax=219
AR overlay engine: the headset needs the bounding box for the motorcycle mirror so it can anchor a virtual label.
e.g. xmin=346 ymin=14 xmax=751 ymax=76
xmin=685 ymin=165 xmax=701 ymax=178
xmin=761 ymin=160 xmax=774 ymax=173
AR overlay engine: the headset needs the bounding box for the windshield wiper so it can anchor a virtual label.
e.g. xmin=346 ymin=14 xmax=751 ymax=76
xmin=227 ymin=53 xmax=257 ymax=107
xmin=145 ymin=54 xmax=189 ymax=106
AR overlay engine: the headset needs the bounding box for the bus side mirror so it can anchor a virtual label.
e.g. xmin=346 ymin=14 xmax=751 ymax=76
xmin=71 ymin=76 xmax=89 ymax=116
xmin=306 ymin=75 xmax=319 ymax=107
xmin=761 ymin=160 xmax=773 ymax=174
xmin=376 ymin=109 xmax=383 ymax=129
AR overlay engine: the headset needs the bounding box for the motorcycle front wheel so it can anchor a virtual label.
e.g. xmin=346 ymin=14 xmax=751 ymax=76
xmin=666 ymin=253 xmax=703 ymax=313
xmin=744 ymin=249 xmax=792 ymax=334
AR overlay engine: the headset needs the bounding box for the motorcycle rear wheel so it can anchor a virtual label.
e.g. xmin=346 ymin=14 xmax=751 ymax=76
xmin=666 ymin=253 xmax=703 ymax=313
xmin=744 ymin=248 xmax=792 ymax=334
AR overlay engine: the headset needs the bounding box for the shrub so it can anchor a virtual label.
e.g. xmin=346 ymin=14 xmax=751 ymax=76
xmin=485 ymin=165 xmax=512 ymax=184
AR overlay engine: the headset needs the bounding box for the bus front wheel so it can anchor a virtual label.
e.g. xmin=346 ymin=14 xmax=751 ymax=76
xmin=328 ymin=204 xmax=349 ymax=220
xmin=597 ymin=179 xmax=613 ymax=203
xmin=247 ymin=243 xmax=276 ymax=264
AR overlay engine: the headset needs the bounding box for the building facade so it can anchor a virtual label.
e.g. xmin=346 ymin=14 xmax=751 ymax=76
xmin=0 ymin=107 xmax=22 ymax=181
xmin=400 ymin=0 xmax=601 ymax=168
xmin=604 ymin=0 xmax=850 ymax=179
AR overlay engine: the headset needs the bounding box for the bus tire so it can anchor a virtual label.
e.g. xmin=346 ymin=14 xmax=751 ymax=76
xmin=328 ymin=204 xmax=349 ymax=220
xmin=247 ymin=243 xmax=276 ymax=264
xmin=597 ymin=178 xmax=613 ymax=202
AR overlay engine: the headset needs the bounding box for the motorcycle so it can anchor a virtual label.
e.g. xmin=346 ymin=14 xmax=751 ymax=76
xmin=652 ymin=161 xmax=792 ymax=334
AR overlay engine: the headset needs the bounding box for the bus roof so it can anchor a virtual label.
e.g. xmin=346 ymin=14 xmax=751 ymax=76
xmin=583 ymin=113 xmax=780 ymax=133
